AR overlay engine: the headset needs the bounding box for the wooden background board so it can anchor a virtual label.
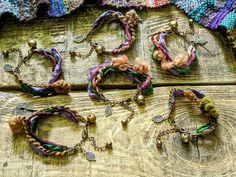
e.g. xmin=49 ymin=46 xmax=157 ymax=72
xmin=0 ymin=6 xmax=235 ymax=89
xmin=1 ymin=86 xmax=236 ymax=177
xmin=0 ymin=5 xmax=236 ymax=177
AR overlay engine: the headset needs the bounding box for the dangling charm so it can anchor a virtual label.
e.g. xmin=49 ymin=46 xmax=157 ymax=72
xmin=137 ymin=95 xmax=145 ymax=105
xmin=105 ymin=104 xmax=113 ymax=117
xmin=87 ymin=114 xmax=96 ymax=124
xmin=85 ymin=152 xmax=96 ymax=161
xmin=153 ymin=88 xmax=218 ymax=149
xmin=156 ymin=138 xmax=162 ymax=148
xmin=180 ymin=132 xmax=190 ymax=143
xmin=94 ymin=43 xmax=105 ymax=55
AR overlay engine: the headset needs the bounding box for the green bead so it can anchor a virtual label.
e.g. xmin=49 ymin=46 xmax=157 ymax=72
xmin=200 ymin=97 xmax=215 ymax=109
xmin=43 ymin=144 xmax=63 ymax=151
xmin=196 ymin=123 xmax=212 ymax=133
xmin=210 ymin=109 xmax=219 ymax=118
xmin=204 ymin=103 xmax=215 ymax=112
xmin=202 ymin=97 xmax=214 ymax=104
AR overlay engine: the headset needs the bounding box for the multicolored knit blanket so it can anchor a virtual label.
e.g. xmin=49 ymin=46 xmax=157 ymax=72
xmin=100 ymin=0 xmax=236 ymax=31
xmin=0 ymin=0 xmax=235 ymax=31
xmin=0 ymin=0 xmax=84 ymax=21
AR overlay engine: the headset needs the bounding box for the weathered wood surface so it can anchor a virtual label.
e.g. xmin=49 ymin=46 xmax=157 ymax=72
xmin=0 ymin=5 xmax=236 ymax=177
xmin=0 ymin=6 xmax=235 ymax=89
xmin=0 ymin=86 xmax=236 ymax=177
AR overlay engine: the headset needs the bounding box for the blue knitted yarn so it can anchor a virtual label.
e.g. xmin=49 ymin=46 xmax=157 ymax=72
xmin=48 ymin=0 xmax=67 ymax=17
xmin=219 ymin=9 xmax=236 ymax=30
xmin=171 ymin=0 xmax=236 ymax=30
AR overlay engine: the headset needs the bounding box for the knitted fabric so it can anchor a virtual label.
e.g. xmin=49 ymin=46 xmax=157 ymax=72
xmin=100 ymin=0 xmax=236 ymax=30
xmin=98 ymin=0 xmax=170 ymax=8
xmin=0 ymin=0 xmax=84 ymax=21
xmin=0 ymin=0 xmax=235 ymax=31
xmin=47 ymin=0 xmax=84 ymax=17
xmin=171 ymin=0 xmax=236 ymax=30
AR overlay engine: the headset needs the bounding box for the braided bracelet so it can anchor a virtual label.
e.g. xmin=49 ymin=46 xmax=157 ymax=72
xmin=70 ymin=10 xmax=140 ymax=58
xmin=150 ymin=20 xmax=200 ymax=75
xmin=150 ymin=20 xmax=213 ymax=76
xmin=153 ymin=88 xmax=219 ymax=148
xmin=8 ymin=106 xmax=112 ymax=161
xmin=3 ymin=40 xmax=71 ymax=97
xmin=88 ymin=55 xmax=153 ymax=126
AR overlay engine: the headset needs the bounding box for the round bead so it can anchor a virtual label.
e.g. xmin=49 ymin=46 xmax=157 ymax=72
xmin=156 ymin=138 xmax=162 ymax=148
xmin=204 ymin=103 xmax=215 ymax=112
xmin=121 ymin=119 xmax=128 ymax=126
xmin=2 ymin=50 xmax=9 ymax=57
xmin=87 ymin=114 xmax=96 ymax=124
xmin=105 ymin=141 xmax=113 ymax=149
xmin=69 ymin=50 xmax=76 ymax=57
xmin=137 ymin=95 xmax=145 ymax=105
xmin=181 ymin=132 xmax=190 ymax=143
xmin=169 ymin=20 xmax=178 ymax=30
xmin=28 ymin=40 xmax=37 ymax=48
xmin=189 ymin=19 xmax=194 ymax=26
xmin=95 ymin=44 xmax=105 ymax=55
xmin=210 ymin=109 xmax=219 ymax=118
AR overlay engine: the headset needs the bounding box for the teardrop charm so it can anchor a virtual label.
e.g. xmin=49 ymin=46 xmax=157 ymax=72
xmin=152 ymin=115 xmax=164 ymax=123
xmin=105 ymin=104 xmax=113 ymax=117
xmin=85 ymin=152 xmax=96 ymax=161
xmin=196 ymin=38 xmax=207 ymax=45
xmin=4 ymin=64 xmax=13 ymax=72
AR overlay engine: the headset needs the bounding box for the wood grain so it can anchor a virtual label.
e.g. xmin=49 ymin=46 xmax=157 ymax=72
xmin=0 ymin=86 xmax=236 ymax=177
xmin=0 ymin=6 xmax=235 ymax=89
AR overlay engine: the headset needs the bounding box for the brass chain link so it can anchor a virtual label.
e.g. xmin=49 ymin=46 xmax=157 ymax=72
xmin=75 ymin=39 xmax=96 ymax=59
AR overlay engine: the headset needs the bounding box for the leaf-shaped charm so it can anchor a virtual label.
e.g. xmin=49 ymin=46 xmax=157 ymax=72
xmin=74 ymin=35 xmax=87 ymax=43
xmin=105 ymin=105 xmax=113 ymax=117
xmin=85 ymin=152 xmax=96 ymax=161
xmin=152 ymin=115 xmax=164 ymax=123
xmin=196 ymin=38 xmax=207 ymax=45
xmin=4 ymin=64 xmax=13 ymax=72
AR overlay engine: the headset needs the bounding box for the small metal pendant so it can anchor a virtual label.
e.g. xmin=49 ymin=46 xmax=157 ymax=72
xmin=3 ymin=64 xmax=13 ymax=72
xmin=152 ymin=115 xmax=165 ymax=123
xmin=85 ymin=152 xmax=96 ymax=161
xmin=195 ymin=38 xmax=207 ymax=45
xmin=74 ymin=34 xmax=88 ymax=43
xmin=105 ymin=105 xmax=113 ymax=117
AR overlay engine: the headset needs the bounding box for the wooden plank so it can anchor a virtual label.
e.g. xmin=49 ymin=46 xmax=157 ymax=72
xmin=0 ymin=6 xmax=235 ymax=89
xmin=0 ymin=85 xmax=236 ymax=177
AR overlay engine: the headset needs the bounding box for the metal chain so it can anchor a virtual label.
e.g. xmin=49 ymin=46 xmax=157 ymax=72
xmin=73 ymin=119 xmax=107 ymax=153
xmin=156 ymin=127 xmax=180 ymax=139
xmin=156 ymin=88 xmax=180 ymax=138
xmin=5 ymin=48 xmax=33 ymax=80
xmin=118 ymin=100 xmax=135 ymax=123
xmin=75 ymin=39 xmax=96 ymax=59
